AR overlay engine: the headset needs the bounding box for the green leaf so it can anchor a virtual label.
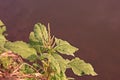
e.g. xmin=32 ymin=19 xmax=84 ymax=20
xmin=68 ymin=58 xmax=97 ymax=76
xmin=54 ymin=38 xmax=78 ymax=56
xmin=42 ymin=53 xmax=61 ymax=74
xmin=42 ymin=53 xmax=69 ymax=80
xmin=51 ymin=72 xmax=68 ymax=80
xmin=36 ymin=23 xmax=48 ymax=40
xmin=0 ymin=20 xmax=6 ymax=41
xmin=29 ymin=32 xmax=40 ymax=43
xmin=0 ymin=21 xmax=7 ymax=53
xmin=34 ymin=23 xmax=48 ymax=44
xmin=0 ymin=56 xmax=13 ymax=69
xmin=52 ymin=53 xmax=69 ymax=72
xmin=4 ymin=41 xmax=37 ymax=58
xmin=29 ymin=23 xmax=49 ymax=53
xmin=0 ymin=20 xmax=4 ymax=26
xmin=20 ymin=64 xmax=35 ymax=74
xmin=27 ymin=54 xmax=38 ymax=62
